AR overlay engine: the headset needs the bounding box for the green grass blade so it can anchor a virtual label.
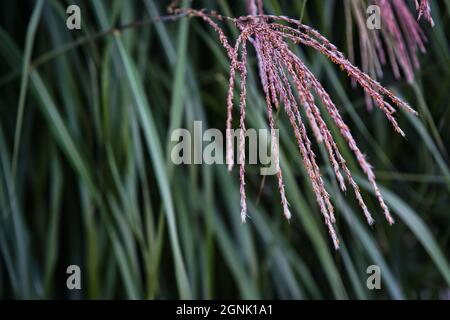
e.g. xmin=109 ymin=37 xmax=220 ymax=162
xmin=115 ymin=35 xmax=192 ymax=299
xmin=12 ymin=0 xmax=44 ymax=179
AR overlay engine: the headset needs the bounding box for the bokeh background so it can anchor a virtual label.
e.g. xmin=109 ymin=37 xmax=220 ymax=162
xmin=0 ymin=0 xmax=449 ymax=299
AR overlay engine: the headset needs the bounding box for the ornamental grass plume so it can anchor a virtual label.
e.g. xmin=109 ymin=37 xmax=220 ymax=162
xmin=174 ymin=1 xmax=419 ymax=249
xmin=346 ymin=0 xmax=432 ymax=109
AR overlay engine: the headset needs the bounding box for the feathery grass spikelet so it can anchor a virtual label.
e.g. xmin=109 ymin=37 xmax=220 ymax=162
xmin=177 ymin=5 xmax=421 ymax=247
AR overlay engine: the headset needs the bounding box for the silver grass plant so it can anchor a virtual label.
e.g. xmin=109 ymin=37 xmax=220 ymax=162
xmin=173 ymin=0 xmax=425 ymax=249
xmin=345 ymin=0 xmax=433 ymax=109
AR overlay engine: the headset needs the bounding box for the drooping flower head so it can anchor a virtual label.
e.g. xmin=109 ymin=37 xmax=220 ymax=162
xmin=174 ymin=2 xmax=419 ymax=249
xmin=346 ymin=0 xmax=432 ymax=109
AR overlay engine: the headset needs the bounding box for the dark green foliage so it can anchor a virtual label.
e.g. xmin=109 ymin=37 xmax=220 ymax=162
xmin=0 ymin=0 xmax=449 ymax=299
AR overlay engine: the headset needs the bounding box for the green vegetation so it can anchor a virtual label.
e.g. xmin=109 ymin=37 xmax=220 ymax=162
xmin=0 ymin=0 xmax=449 ymax=299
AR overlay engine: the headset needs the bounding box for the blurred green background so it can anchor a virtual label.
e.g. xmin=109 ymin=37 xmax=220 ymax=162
xmin=0 ymin=0 xmax=449 ymax=299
